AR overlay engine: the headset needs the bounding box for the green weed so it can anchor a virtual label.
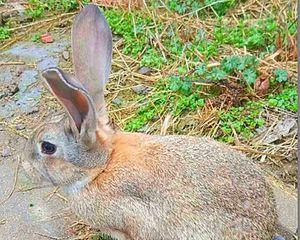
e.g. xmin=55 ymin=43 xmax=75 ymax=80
xmin=31 ymin=33 xmax=41 ymax=42
xmin=90 ymin=232 xmax=115 ymax=240
xmin=274 ymin=69 xmax=288 ymax=83
xmin=218 ymin=101 xmax=265 ymax=142
xmin=194 ymin=55 xmax=258 ymax=85
xmin=105 ymin=9 xmax=153 ymax=57
xmin=215 ymin=18 xmax=278 ymax=50
xmin=105 ymin=9 xmax=166 ymax=68
xmin=0 ymin=26 xmax=11 ymax=40
xmin=26 ymin=0 xmax=83 ymax=19
xmin=125 ymin=76 xmax=205 ymax=132
xmin=218 ymin=82 xmax=297 ymax=143
xmin=162 ymin=0 xmax=238 ymax=16
xmin=268 ymin=85 xmax=297 ymax=112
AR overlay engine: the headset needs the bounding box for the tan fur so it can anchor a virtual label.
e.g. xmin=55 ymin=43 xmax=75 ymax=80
xmin=67 ymin=132 xmax=277 ymax=240
xmin=23 ymin=4 xmax=279 ymax=240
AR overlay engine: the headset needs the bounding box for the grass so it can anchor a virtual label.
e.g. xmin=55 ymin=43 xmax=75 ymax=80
xmin=218 ymin=101 xmax=265 ymax=143
xmin=214 ymin=17 xmax=278 ymax=50
xmin=90 ymin=233 xmax=115 ymax=240
xmin=1 ymin=0 xmax=295 ymax=142
xmin=157 ymin=0 xmax=240 ymax=16
xmin=268 ymin=85 xmax=297 ymax=112
xmin=25 ymin=0 xmax=83 ymax=19
xmin=0 ymin=26 xmax=11 ymax=40
xmin=124 ymin=76 xmax=205 ymax=131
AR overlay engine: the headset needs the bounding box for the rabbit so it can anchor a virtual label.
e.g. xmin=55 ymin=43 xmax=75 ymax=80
xmin=23 ymin=4 xmax=280 ymax=240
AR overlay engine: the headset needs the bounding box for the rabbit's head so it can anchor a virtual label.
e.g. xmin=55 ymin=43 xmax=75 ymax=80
xmin=24 ymin=4 xmax=113 ymax=191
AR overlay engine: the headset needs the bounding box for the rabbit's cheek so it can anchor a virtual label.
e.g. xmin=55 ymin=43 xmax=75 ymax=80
xmin=44 ymin=156 xmax=69 ymax=172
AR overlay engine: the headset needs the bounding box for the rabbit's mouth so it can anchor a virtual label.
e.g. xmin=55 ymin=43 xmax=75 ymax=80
xmin=35 ymin=161 xmax=58 ymax=186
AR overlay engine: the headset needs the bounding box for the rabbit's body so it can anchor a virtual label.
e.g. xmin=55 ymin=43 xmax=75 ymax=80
xmin=66 ymin=132 xmax=277 ymax=239
xmin=23 ymin=4 xmax=279 ymax=240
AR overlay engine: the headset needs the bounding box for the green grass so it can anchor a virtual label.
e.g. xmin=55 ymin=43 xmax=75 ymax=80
xmin=218 ymin=101 xmax=265 ymax=143
xmin=25 ymin=0 xmax=83 ymax=19
xmin=2 ymin=0 xmax=297 ymax=143
xmin=90 ymin=233 xmax=115 ymax=240
xmin=0 ymin=26 xmax=11 ymax=40
xmin=214 ymin=17 xmax=278 ymax=50
xmin=159 ymin=0 xmax=239 ymax=16
xmin=268 ymin=85 xmax=297 ymax=112
xmin=124 ymin=76 xmax=205 ymax=132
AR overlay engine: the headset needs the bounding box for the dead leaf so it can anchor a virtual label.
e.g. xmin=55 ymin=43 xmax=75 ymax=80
xmin=275 ymin=33 xmax=282 ymax=49
xmin=261 ymin=117 xmax=297 ymax=144
xmin=254 ymin=74 xmax=269 ymax=95
xmin=287 ymin=34 xmax=297 ymax=61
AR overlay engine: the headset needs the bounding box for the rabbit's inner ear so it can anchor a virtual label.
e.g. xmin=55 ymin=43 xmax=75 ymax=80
xmin=42 ymin=68 xmax=97 ymax=146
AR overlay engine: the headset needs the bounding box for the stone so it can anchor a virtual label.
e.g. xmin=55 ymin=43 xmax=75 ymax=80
xmin=138 ymin=66 xmax=153 ymax=75
xmin=112 ymin=97 xmax=123 ymax=106
xmin=16 ymin=124 xmax=25 ymax=130
xmin=132 ymin=84 xmax=151 ymax=94
xmin=1 ymin=147 xmax=11 ymax=157
xmin=62 ymin=50 xmax=70 ymax=60
xmin=272 ymin=236 xmax=285 ymax=240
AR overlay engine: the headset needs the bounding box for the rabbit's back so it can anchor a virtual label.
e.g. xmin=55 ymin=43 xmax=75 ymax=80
xmin=73 ymin=133 xmax=277 ymax=240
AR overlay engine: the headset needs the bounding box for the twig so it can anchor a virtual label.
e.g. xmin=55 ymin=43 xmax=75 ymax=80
xmin=33 ymin=232 xmax=62 ymax=240
xmin=231 ymin=146 xmax=285 ymax=158
xmin=0 ymin=157 xmax=20 ymax=205
xmin=0 ymin=61 xmax=35 ymax=67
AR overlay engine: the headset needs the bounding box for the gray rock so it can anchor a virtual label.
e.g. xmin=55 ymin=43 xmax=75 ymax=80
xmin=277 ymin=117 xmax=297 ymax=137
xmin=112 ymin=97 xmax=123 ymax=106
xmin=18 ymin=70 xmax=38 ymax=93
xmin=5 ymin=43 xmax=49 ymax=61
xmin=138 ymin=66 xmax=153 ymax=75
xmin=2 ymin=148 xmax=11 ymax=157
xmin=132 ymin=85 xmax=151 ymax=94
xmin=16 ymin=124 xmax=25 ymax=130
xmin=62 ymin=50 xmax=70 ymax=60
xmin=1 ymin=69 xmax=13 ymax=84
xmin=37 ymin=57 xmax=59 ymax=71
xmin=272 ymin=236 xmax=285 ymax=240
xmin=5 ymin=41 xmax=69 ymax=62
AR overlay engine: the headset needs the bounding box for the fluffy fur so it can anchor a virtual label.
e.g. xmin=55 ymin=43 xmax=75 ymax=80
xmin=23 ymin=4 xmax=278 ymax=240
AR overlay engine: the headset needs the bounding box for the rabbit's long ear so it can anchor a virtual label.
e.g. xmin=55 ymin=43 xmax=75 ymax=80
xmin=71 ymin=4 xmax=112 ymax=121
xmin=42 ymin=68 xmax=97 ymax=148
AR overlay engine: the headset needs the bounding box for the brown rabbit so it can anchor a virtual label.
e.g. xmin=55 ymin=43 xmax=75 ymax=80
xmin=23 ymin=4 xmax=279 ymax=240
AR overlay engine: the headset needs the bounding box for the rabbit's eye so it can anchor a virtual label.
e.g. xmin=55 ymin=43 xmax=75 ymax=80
xmin=41 ymin=141 xmax=57 ymax=155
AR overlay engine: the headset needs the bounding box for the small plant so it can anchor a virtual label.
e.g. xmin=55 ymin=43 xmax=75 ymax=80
xmin=163 ymin=0 xmax=238 ymax=16
xmin=90 ymin=232 xmax=115 ymax=240
xmin=125 ymin=76 xmax=205 ymax=131
xmin=141 ymin=47 xmax=166 ymax=69
xmin=215 ymin=18 xmax=278 ymax=50
xmin=218 ymin=101 xmax=265 ymax=143
xmin=274 ymin=68 xmax=288 ymax=83
xmin=31 ymin=33 xmax=41 ymax=42
xmin=25 ymin=0 xmax=83 ymax=19
xmin=0 ymin=26 xmax=11 ymax=40
xmin=193 ymin=55 xmax=258 ymax=86
xmin=104 ymin=9 xmax=169 ymax=69
xmin=26 ymin=0 xmax=46 ymax=19
xmin=268 ymin=85 xmax=297 ymax=112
